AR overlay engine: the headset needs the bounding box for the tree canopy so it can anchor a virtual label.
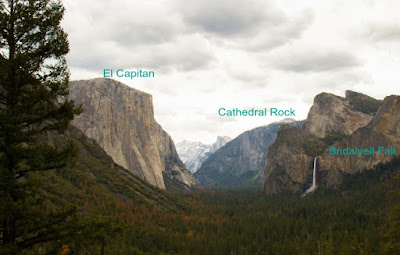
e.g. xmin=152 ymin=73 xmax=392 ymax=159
xmin=0 ymin=0 xmax=81 ymax=253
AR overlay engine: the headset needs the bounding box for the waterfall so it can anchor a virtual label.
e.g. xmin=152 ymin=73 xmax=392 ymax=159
xmin=301 ymin=157 xmax=318 ymax=197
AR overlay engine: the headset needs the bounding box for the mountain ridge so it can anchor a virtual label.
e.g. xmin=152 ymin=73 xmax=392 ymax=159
xmin=263 ymin=90 xmax=398 ymax=194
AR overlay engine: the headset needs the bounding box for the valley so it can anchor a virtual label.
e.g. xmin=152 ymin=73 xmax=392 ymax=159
xmin=38 ymin=80 xmax=400 ymax=254
xmin=2 ymin=76 xmax=399 ymax=254
xmin=1 ymin=0 xmax=400 ymax=253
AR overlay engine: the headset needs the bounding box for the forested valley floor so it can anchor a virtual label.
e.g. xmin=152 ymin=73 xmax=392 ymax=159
xmin=30 ymin=142 xmax=400 ymax=254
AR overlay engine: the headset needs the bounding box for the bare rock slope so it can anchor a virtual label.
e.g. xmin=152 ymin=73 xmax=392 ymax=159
xmin=304 ymin=91 xmax=375 ymax=138
xmin=69 ymin=78 xmax=198 ymax=190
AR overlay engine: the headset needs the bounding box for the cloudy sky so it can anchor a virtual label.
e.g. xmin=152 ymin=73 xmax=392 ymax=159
xmin=63 ymin=0 xmax=400 ymax=144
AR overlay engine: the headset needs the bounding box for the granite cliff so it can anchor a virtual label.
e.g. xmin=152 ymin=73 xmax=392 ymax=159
xmin=263 ymin=91 xmax=398 ymax=194
xmin=304 ymin=91 xmax=377 ymax=138
xmin=263 ymin=125 xmax=323 ymax=193
xmin=195 ymin=119 xmax=303 ymax=188
xmin=69 ymin=78 xmax=198 ymax=190
xmin=320 ymin=95 xmax=400 ymax=185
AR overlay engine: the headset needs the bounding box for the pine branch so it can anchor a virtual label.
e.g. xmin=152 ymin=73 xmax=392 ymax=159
xmin=17 ymin=213 xmax=71 ymax=250
xmin=0 ymin=2 xmax=10 ymax=15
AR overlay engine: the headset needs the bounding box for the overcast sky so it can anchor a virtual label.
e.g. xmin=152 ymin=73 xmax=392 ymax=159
xmin=63 ymin=0 xmax=400 ymax=144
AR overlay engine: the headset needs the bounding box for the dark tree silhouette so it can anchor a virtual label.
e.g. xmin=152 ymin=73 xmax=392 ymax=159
xmin=0 ymin=0 xmax=81 ymax=253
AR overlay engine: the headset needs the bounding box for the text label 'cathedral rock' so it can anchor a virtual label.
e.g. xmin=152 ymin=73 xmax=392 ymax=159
xmin=218 ymin=108 xmax=296 ymax=117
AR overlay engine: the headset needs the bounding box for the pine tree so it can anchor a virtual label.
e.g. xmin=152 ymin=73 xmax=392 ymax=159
xmin=382 ymin=190 xmax=400 ymax=254
xmin=0 ymin=0 xmax=81 ymax=253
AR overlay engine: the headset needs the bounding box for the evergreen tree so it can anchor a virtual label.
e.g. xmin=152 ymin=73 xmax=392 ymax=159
xmin=382 ymin=190 xmax=400 ymax=254
xmin=0 ymin=0 xmax=81 ymax=253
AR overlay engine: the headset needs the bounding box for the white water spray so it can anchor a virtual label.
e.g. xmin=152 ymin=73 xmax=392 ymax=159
xmin=302 ymin=157 xmax=318 ymax=197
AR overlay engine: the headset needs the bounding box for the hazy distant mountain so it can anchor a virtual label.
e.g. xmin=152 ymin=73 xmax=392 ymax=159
xmin=194 ymin=119 xmax=303 ymax=188
xmin=210 ymin=136 xmax=232 ymax=153
xmin=177 ymin=136 xmax=232 ymax=173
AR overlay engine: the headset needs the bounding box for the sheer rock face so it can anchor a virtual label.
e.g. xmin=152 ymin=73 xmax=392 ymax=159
xmin=320 ymin=95 xmax=400 ymax=179
xmin=263 ymin=91 xmax=397 ymax=194
xmin=304 ymin=92 xmax=374 ymax=138
xmin=262 ymin=125 xmax=314 ymax=194
xmin=69 ymin=78 xmax=198 ymax=190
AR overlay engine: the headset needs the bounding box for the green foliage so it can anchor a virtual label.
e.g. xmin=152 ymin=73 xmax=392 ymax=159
xmin=347 ymin=93 xmax=383 ymax=115
xmin=381 ymin=190 xmax=400 ymax=254
xmin=302 ymin=139 xmax=327 ymax=156
xmin=302 ymin=133 xmax=344 ymax=156
xmin=384 ymin=191 xmax=400 ymax=254
xmin=0 ymin=0 xmax=81 ymax=253
xmin=322 ymin=133 xmax=344 ymax=146
xmin=170 ymin=158 xmax=400 ymax=255
xmin=30 ymin=138 xmax=400 ymax=254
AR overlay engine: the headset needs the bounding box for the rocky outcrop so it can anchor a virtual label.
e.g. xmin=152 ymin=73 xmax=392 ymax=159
xmin=195 ymin=119 xmax=303 ymax=188
xmin=304 ymin=91 xmax=378 ymax=138
xmin=320 ymin=95 xmax=400 ymax=183
xmin=263 ymin=125 xmax=321 ymax=193
xmin=176 ymin=136 xmax=232 ymax=173
xmin=263 ymin=91 xmax=398 ymax=194
xmin=69 ymin=78 xmax=198 ymax=190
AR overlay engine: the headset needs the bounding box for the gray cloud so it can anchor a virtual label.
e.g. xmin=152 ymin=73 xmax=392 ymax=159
xmin=107 ymin=19 xmax=183 ymax=46
xmin=242 ymin=11 xmax=313 ymax=51
xmin=271 ymin=49 xmax=360 ymax=72
xmin=64 ymin=0 xmax=215 ymax=73
xmin=174 ymin=0 xmax=313 ymax=52
xmin=64 ymin=0 xmax=313 ymax=74
xmin=226 ymin=69 xmax=268 ymax=87
xmin=174 ymin=0 xmax=283 ymax=36
xmin=67 ymin=33 xmax=215 ymax=72
xmin=229 ymin=72 xmax=267 ymax=85
xmin=65 ymin=0 xmax=184 ymax=46
xmin=363 ymin=23 xmax=400 ymax=42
